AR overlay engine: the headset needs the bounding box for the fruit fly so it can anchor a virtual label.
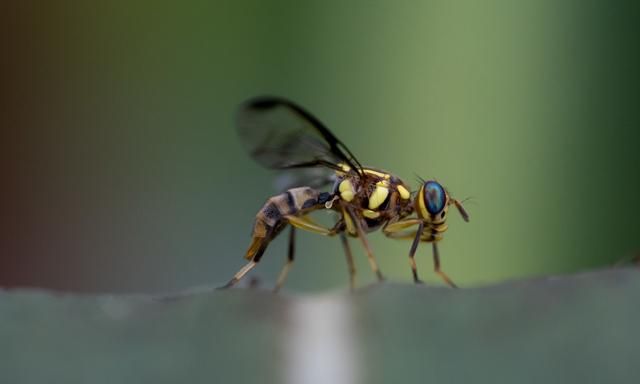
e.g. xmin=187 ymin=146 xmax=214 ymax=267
xmin=219 ymin=96 xmax=469 ymax=291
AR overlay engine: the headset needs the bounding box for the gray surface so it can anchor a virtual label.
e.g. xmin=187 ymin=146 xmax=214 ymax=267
xmin=355 ymin=268 xmax=640 ymax=383
xmin=1 ymin=268 xmax=639 ymax=383
xmin=0 ymin=288 xmax=291 ymax=384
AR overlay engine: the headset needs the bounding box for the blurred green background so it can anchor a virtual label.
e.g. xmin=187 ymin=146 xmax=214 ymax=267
xmin=2 ymin=1 xmax=639 ymax=293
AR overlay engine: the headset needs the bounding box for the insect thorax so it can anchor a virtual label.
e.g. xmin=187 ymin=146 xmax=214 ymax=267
xmin=332 ymin=167 xmax=413 ymax=226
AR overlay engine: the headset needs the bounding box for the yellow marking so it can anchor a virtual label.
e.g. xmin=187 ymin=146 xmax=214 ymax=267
xmin=417 ymin=185 xmax=429 ymax=219
xmin=338 ymin=179 xmax=352 ymax=192
xmin=362 ymin=209 xmax=380 ymax=219
xmin=397 ymin=185 xmax=411 ymax=200
xmin=342 ymin=208 xmax=356 ymax=235
xmin=338 ymin=163 xmax=351 ymax=172
xmin=339 ymin=179 xmax=355 ymax=202
xmin=341 ymin=191 xmax=354 ymax=202
xmin=368 ymin=185 xmax=389 ymax=210
xmin=363 ymin=168 xmax=391 ymax=179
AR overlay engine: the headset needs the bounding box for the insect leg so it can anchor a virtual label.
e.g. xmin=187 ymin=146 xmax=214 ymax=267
xmin=347 ymin=207 xmax=384 ymax=282
xmin=432 ymin=242 xmax=458 ymax=288
xmin=382 ymin=218 xmax=422 ymax=240
xmin=272 ymin=214 xmax=342 ymax=291
xmin=285 ymin=214 xmax=334 ymax=235
xmin=339 ymin=233 xmax=356 ymax=291
xmin=408 ymin=221 xmax=425 ymax=284
xmin=217 ymin=240 xmax=269 ymax=289
xmin=218 ymin=216 xmax=277 ymax=289
xmin=274 ymin=226 xmax=296 ymax=293
xmin=220 ymin=188 xmax=333 ymax=291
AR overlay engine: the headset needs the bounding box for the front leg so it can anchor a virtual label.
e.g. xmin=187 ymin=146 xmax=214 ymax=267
xmin=432 ymin=242 xmax=458 ymax=288
xmin=407 ymin=222 xmax=426 ymax=284
xmin=382 ymin=217 xmax=422 ymax=240
xmin=383 ymin=218 xmax=425 ymax=284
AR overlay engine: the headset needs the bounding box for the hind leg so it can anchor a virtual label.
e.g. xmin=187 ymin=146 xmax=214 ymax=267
xmin=272 ymin=216 xmax=346 ymax=291
xmin=219 ymin=214 xmax=341 ymax=290
xmin=273 ymin=226 xmax=296 ymax=293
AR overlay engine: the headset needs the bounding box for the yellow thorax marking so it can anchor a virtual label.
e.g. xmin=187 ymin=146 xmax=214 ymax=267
xmin=397 ymin=184 xmax=411 ymax=200
xmin=339 ymin=179 xmax=355 ymax=202
xmin=362 ymin=209 xmax=380 ymax=219
xmin=368 ymin=182 xmax=389 ymax=210
xmin=338 ymin=163 xmax=352 ymax=173
xmin=363 ymin=168 xmax=391 ymax=179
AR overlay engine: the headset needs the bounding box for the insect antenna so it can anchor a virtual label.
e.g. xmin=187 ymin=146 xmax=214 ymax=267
xmin=460 ymin=196 xmax=477 ymax=205
xmin=413 ymin=173 xmax=426 ymax=185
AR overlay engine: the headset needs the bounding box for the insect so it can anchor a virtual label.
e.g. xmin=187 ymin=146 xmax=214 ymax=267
xmin=219 ymin=96 xmax=469 ymax=291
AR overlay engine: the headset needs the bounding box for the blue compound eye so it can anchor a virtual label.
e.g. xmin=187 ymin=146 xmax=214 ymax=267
xmin=424 ymin=181 xmax=446 ymax=215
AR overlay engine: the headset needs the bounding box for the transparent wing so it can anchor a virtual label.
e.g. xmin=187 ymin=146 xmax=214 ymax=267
xmin=273 ymin=167 xmax=337 ymax=191
xmin=236 ymin=96 xmax=363 ymax=174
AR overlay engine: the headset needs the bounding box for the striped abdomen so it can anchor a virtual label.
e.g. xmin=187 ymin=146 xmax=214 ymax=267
xmin=244 ymin=187 xmax=332 ymax=260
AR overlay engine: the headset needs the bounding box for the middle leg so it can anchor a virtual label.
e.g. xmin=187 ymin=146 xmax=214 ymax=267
xmin=383 ymin=218 xmax=425 ymax=284
xmin=347 ymin=206 xmax=384 ymax=282
xmin=408 ymin=222 xmax=425 ymax=284
xmin=340 ymin=233 xmax=356 ymax=290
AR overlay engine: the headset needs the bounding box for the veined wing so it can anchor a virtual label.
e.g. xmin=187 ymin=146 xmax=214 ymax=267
xmin=236 ymin=96 xmax=363 ymax=176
